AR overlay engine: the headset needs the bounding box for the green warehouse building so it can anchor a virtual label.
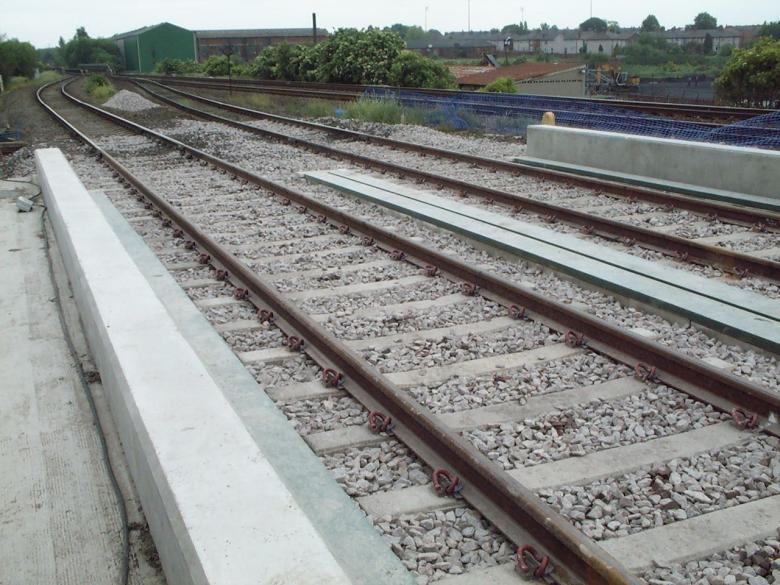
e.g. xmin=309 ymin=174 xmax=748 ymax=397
xmin=113 ymin=22 xmax=196 ymax=73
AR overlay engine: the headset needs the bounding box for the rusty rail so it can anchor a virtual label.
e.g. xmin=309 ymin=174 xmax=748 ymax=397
xmin=132 ymin=79 xmax=780 ymax=283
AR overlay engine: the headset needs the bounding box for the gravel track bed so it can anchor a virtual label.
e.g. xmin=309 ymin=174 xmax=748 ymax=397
xmin=539 ymin=435 xmax=780 ymax=541
xmin=221 ymin=326 xmax=286 ymax=352
xmin=669 ymin=222 xmax=750 ymax=239
xmin=376 ymin=508 xmax=514 ymax=582
xmin=272 ymin=261 xmax=420 ymax=293
xmin=641 ymin=535 xmax=780 ymax=585
xmin=203 ymin=301 xmax=258 ymax=324
xmin=169 ymin=265 xmax=214 ymax=281
xmin=158 ymin=251 xmax=199 ymax=264
xmin=465 ymin=386 xmax=728 ymax=470
xmin=410 ymin=353 xmax=631 ymax=414
xmin=298 ymin=278 xmax=458 ymax=315
xmin=183 ymin=283 xmax=231 ymax=300
xmin=250 ymin=246 xmax=386 ymax=275
xmin=69 ymin=148 xmax=778 ymax=392
xmin=280 ymin=394 xmax=366 ymax=435
xmin=322 ymin=440 xmax=431 ymax=497
xmin=246 ymin=355 xmax=319 ymax=387
xmin=324 ymin=297 xmax=507 ymax=340
xmin=235 ymin=235 xmax=352 ymax=258
xmin=361 ymin=321 xmax=556 ymax=372
xmin=710 ymin=234 xmax=779 ymax=253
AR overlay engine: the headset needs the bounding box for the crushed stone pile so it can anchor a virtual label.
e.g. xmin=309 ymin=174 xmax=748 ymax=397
xmin=103 ymin=89 xmax=159 ymax=112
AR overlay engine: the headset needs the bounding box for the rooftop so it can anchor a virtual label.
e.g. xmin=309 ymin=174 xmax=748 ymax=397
xmin=455 ymin=61 xmax=581 ymax=86
xmin=195 ymin=28 xmax=328 ymax=39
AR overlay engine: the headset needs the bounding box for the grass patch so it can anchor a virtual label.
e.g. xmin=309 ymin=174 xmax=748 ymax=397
xmin=84 ymin=74 xmax=116 ymax=102
xmin=3 ymin=71 xmax=63 ymax=93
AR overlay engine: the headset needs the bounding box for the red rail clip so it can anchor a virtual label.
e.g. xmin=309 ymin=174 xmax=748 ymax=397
xmin=339 ymin=225 xmax=350 ymax=235
xmin=297 ymin=205 xmax=307 ymax=214
xmin=734 ymin=267 xmax=750 ymax=279
xmin=580 ymin=224 xmax=594 ymax=235
xmin=287 ymin=336 xmax=304 ymax=351
xmin=281 ymin=198 xmax=291 ymax=206
xmin=634 ymin=362 xmax=657 ymax=383
xmin=432 ymin=469 xmax=463 ymax=497
xmin=564 ymin=331 xmax=585 ymax=347
xmin=258 ymin=309 xmax=274 ymax=323
xmin=674 ymin=251 xmax=690 ymax=262
xmin=162 ymin=218 xmax=172 ymax=228
xmin=215 ymin=269 xmax=229 ymax=281
xmin=361 ymin=236 xmax=374 ymax=246
xmin=173 ymin=229 xmax=184 ymax=239
xmin=731 ymin=408 xmax=759 ymax=429
xmin=461 ymin=282 xmax=479 ymax=296
xmin=424 ymin=265 xmax=438 ymax=277
xmin=367 ymin=411 xmax=394 ymax=434
xmin=198 ymin=253 xmax=211 ymax=265
xmin=184 ymin=241 xmax=196 ymax=250
xmin=509 ymin=305 xmax=527 ymax=320
xmin=317 ymin=214 xmax=328 ymax=224
xmin=233 ymin=288 xmax=249 ymax=300
xmin=516 ymin=545 xmax=550 ymax=579
xmin=391 ymin=250 xmax=406 ymax=261
xmin=322 ymin=368 xmax=344 ymax=388
xmin=623 ymin=237 xmax=636 ymax=247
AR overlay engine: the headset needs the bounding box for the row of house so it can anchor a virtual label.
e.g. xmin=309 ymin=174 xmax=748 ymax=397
xmin=411 ymin=27 xmax=751 ymax=58
xmin=112 ymin=22 xmax=327 ymax=73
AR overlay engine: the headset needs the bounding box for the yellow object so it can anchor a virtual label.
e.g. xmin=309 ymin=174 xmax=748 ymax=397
xmin=541 ymin=111 xmax=556 ymax=126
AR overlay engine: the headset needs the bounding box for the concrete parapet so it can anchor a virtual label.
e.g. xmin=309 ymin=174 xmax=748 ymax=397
xmin=35 ymin=148 xmax=353 ymax=585
xmin=526 ymin=125 xmax=780 ymax=199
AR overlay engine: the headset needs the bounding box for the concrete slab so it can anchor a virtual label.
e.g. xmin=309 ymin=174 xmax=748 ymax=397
xmin=0 ymin=177 xmax=40 ymax=199
xmin=437 ymin=563 xmax=534 ymax=585
xmin=512 ymin=154 xmax=780 ymax=212
xmin=525 ymin=125 xmax=780 ymax=201
xmin=36 ymin=149 xmax=411 ymax=585
xmin=304 ymin=170 xmax=779 ymax=353
xmin=602 ymin=494 xmax=780 ymax=571
xmin=0 ymin=202 xmax=125 ymax=584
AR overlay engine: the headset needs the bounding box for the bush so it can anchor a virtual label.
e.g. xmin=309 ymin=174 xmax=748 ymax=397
xmin=84 ymin=74 xmax=116 ymax=101
xmin=481 ymin=76 xmax=517 ymax=93
xmin=316 ymin=28 xmax=404 ymax=84
xmin=202 ymin=54 xmax=244 ymax=77
xmin=0 ymin=38 xmax=38 ymax=80
xmin=388 ymin=51 xmax=456 ymax=88
xmin=59 ymin=28 xmax=120 ymax=70
xmin=154 ymin=58 xmax=200 ymax=75
xmin=344 ymin=97 xmax=405 ymax=123
xmin=715 ymin=38 xmax=780 ymax=107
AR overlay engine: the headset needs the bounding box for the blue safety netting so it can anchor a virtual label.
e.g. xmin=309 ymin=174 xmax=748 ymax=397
xmin=362 ymin=87 xmax=780 ymax=150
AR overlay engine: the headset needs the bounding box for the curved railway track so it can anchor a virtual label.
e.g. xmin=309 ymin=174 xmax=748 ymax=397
xmin=38 ymin=78 xmax=780 ymax=585
xmin=122 ymin=73 xmax=777 ymax=123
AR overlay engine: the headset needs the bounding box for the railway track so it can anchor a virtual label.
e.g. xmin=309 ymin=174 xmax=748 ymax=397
xmin=38 ymin=78 xmax=780 ymax=585
xmin=123 ymin=73 xmax=776 ymax=123
xmin=130 ymin=78 xmax=780 ymax=295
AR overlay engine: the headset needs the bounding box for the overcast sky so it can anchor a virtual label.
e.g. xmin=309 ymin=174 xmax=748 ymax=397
xmin=3 ymin=0 xmax=779 ymax=48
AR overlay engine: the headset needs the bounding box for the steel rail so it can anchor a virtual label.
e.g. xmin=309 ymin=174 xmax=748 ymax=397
xmin=139 ymin=78 xmax=780 ymax=222
xmin=132 ymin=79 xmax=780 ymax=283
xmin=49 ymin=78 xmax=780 ymax=422
xmin=123 ymin=73 xmax=776 ymax=121
xmin=38 ymin=77 xmax=648 ymax=585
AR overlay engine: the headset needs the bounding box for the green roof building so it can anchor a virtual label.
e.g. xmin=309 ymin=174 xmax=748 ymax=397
xmin=113 ymin=22 xmax=196 ymax=72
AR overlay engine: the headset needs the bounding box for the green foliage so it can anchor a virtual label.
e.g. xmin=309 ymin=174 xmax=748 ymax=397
xmin=719 ymin=44 xmax=734 ymax=58
xmin=690 ymin=12 xmax=717 ymax=30
xmin=247 ymin=43 xmax=300 ymax=80
xmin=759 ymin=21 xmax=780 ymax=40
xmin=703 ymin=33 xmax=714 ymax=54
xmin=84 ymin=74 xmax=116 ymax=101
xmin=388 ymin=51 xmax=456 ymax=89
xmin=620 ymin=34 xmax=674 ymax=65
xmin=316 ymin=29 xmax=404 ymax=84
xmin=714 ymin=38 xmax=780 ymax=107
xmin=579 ymin=17 xmax=608 ymax=33
xmin=586 ymin=53 xmax=610 ymax=66
xmin=0 ymin=38 xmax=37 ymax=79
xmin=641 ymin=15 xmax=662 ymax=33
xmin=59 ymin=28 xmax=119 ymax=69
xmin=202 ymin=54 xmax=243 ymax=77
xmin=481 ymin=77 xmax=517 ymax=93
xmin=343 ymin=96 xmax=425 ymax=125
xmin=154 ymin=58 xmax=200 ymax=75
xmin=501 ymin=23 xmax=528 ymax=36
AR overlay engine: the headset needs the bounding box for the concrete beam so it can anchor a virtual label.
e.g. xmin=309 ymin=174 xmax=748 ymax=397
xmin=525 ymin=125 xmax=780 ymax=200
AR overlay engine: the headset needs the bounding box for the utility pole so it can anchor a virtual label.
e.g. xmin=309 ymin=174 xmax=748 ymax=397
xmin=590 ymin=0 xmax=593 ymax=18
xmin=467 ymin=0 xmax=471 ymax=32
xmin=312 ymin=13 xmax=318 ymax=44
xmin=425 ymin=6 xmax=429 ymax=31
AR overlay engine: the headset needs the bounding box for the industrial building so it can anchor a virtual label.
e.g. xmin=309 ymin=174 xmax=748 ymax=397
xmin=113 ymin=22 xmax=196 ymax=73
xmin=194 ymin=28 xmax=328 ymax=62
xmin=455 ymin=61 xmax=585 ymax=95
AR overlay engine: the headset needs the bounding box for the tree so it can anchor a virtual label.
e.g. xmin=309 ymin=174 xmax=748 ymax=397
xmin=58 ymin=28 xmax=120 ymax=69
xmin=703 ymin=33 xmax=713 ymax=54
xmin=0 ymin=38 xmax=38 ymax=79
xmin=714 ymin=38 xmax=780 ymax=107
xmin=540 ymin=23 xmax=551 ymax=31
xmin=502 ymin=23 xmax=528 ymax=36
xmin=690 ymin=12 xmax=717 ymax=30
xmin=388 ymin=51 xmax=455 ymax=88
xmin=579 ymin=17 xmax=608 ymax=33
xmin=481 ymin=76 xmax=517 ymax=93
xmin=641 ymin=15 xmax=662 ymax=32
xmin=759 ymin=21 xmax=780 ymax=40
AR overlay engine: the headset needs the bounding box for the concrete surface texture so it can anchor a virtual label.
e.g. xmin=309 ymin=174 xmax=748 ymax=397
xmin=0 ymin=200 xmax=124 ymax=584
xmin=526 ymin=125 xmax=780 ymax=199
xmin=36 ymin=147 xmax=410 ymax=585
